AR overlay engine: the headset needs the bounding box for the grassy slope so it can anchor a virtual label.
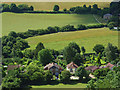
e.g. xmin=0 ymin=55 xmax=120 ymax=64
xmin=2 ymin=13 xmax=98 ymax=36
xmin=31 ymin=83 xmax=87 ymax=88
xmin=26 ymin=28 xmax=118 ymax=53
xmin=4 ymin=2 xmax=110 ymax=11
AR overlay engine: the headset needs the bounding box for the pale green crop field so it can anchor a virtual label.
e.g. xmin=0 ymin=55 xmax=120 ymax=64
xmin=26 ymin=28 xmax=118 ymax=53
xmin=2 ymin=13 xmax=98 ymax=36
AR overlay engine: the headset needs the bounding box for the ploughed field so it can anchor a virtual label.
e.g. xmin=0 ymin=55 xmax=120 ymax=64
xmin=26 ymin=28 xmax=118 ymax=53
xmin=2 ymin=13 xmax=98 ymax=36
xmin=4 ymin=2 xmax=110 ymax=11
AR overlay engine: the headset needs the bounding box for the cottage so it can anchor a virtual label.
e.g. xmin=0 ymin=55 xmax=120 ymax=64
xmin=85 ymin=66 xmax=99 ymax=72
xmin=104 ymin=63 xmax=114 ymax=70
xmin=103 ymin=14 xmax=112 ymax=20
xmin=44 ymin=63 xmax=63 ymax=77
xmin=66 ymin=62 xmax=78 ymax=74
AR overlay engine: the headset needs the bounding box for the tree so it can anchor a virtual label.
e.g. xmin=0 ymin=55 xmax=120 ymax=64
xmin=93 ymin=68 xmax=110 ymax=78
xmin=107 ymin=22 xmax=116 ymax=30
xmin=23 ymin=49 xmax=34 ymax=59
xmin=8 ymin=31 xmax=17 ymax=38
xmin=61 ymin=70 xmax=71 ymax=83
xmin=81 ymin=46 xmax=86 ymax=54
xmin=93 ymin=44 xmax=105 ymax=54
xmin=63 ymin=45 xmax=77 ymax=64
xmin=75 ymin=66 xmax=89 ymax=81
xmin=104 ymin=43 xmax=118 ymax=61
xmin=9 ymin=3 xmax=18 ymax=12
xmin=63 ymin=8 xmax=67 ymax=12
xmin=25 ymin=62 xmax=44 ymax=82
xmin=2 ymin=4 xmax=10 ymax=12
xmin=74 ymin=53 xmax=83 ymax=66
xmin=77 ymin=24 xmax=87 ymax=30
xmin=53 ymin=5 xmax=59 ymax=11
xmin=2 ymin=76 xmax=21 ymax=89
xmin=68 ymin=42 xmax=81 ymax=53
xmin=44 ymin=70 xmax=53 ymax=83
xmin=34 ymin=42 xmax=45 ymax=58
xmin=18 ymin=4 xmax=29 ymax=11
xmin=38 ymin=49 xmax=53 ymax=66
xmin=93 ymin=4 xmax=98 ymax=10
xmin=29 ymin=6 xmax=34 ymax=11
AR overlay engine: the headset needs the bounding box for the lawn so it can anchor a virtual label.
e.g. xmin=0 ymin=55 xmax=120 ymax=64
xmin=26 ymin=28 xmax=118 ymax=53
xmin=4 ymin=2 xmax=110 ymax=11
xmin=2 ymin=13 xmax=98 ymax=36
xmin=31 ymin=83 xmax=87 ymax=88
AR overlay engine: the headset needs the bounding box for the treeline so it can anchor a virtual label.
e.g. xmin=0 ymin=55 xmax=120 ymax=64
xmin=4 ymin=24 xmax=107 ymax=39
xmin=1 ymin=3 xmax=34 ymax=13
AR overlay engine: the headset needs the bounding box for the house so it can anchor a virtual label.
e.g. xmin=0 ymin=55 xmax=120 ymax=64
xmin=66 ymin=62 xmax=78 ymax=74
xmin=7 ymin=65 xmax=21 ymax=71
xmin=44 ymin=63 xmax=63 ymax=77
xmin=85 ymin=66 xmax=99 ymax=72
xmin=103 ymin=14 xmax=112 ymax=20
xmin=104 ymin=63 xmax=114 ymax=70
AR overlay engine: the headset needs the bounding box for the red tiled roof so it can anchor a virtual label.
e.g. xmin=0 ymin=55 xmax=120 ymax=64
xmin=44 ymin=63 xmax=63 ymax=70
xmin=106 ymin=63 xmax=114 ymax=69
xmin=7 ymin=65 xmax=21 ymax=71
xmin=66 ymin=62 xmax=78 ymax=69
xmin=85 ymin=66 xmax=99 ymax=72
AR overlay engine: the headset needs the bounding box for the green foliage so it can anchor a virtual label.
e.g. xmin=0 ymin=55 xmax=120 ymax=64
xmin=23 ymin=49 xmax=34 ymax=59
xmin=74 ymin=53 xmax=83 ymax=66
xmin=9 ymin=3 xmax=18 ymax=12
xmin=53 ymin=5 xmax=59 ymax=11
xmin=61 ymin=70 xmax=71 ymax=83
xmin=38 ymin=49 xmax=53 ymax=66
xmin=25 ymin=62 xmax=44 ymax=82
xmin=107 ymin=22 xmax=116 ymax=30
xmin=93 ymin=44 xmax=105 ymax=54
xmin=2 ymin=76 xmax=21 ymax=88
xmin=68 ymin=42 xmax=81 ymax=53
xmin=87 ymin=70 xmax=120 ymax=88
xmin=104 ymin=43 xmax=118 ymax=61
xmin=77 ymin=24 xmax=87 ymax=30
xmin=75 ymin=66 xmax=89 ymax=81
xmin=93 ymin=68 xmax=110 ymax=78
xmin=34 ymin=42 xmax=45 ymax=58
xmin=81 ymin=46 xmax=86 ymax=54
xmin=44 ymin=70 xmax=53 ymax=83
xmin=63 ymin=45 xmax=77 ymax=64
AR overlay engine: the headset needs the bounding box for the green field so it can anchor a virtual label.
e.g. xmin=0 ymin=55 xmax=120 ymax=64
xmin=26 ymin=28 xmax=118 ymax=53
xmin=4 ymin=2 xmax=110 ymax=11
xmin=2 ymin=13 xmax=98 ymax=36
xmin=31 ymin=83 xmax=87 ymax=88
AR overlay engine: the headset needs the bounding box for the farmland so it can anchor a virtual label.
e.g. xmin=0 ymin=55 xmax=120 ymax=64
xmin=2 ymin=13 xmax=98 ymax=36
xmin=4 ymin=2 xmax=110 ymax=11
xmin=26 ymin=28 xmax=118 ymax=53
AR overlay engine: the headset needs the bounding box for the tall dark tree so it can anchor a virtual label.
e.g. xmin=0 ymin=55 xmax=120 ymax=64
xmin=38 ymin=49 xmax=53 ymax=66
xmin=9 ymin=3 xmax=18 ymax=12
xmin=53 ymin=5 xmax=59 ymax=11
xmin=93 ymin=44 xmax=105 ymax=54
xmin=104 ymin=43 xmax=118 ymax=62
xmin=81 ymin=46 xmax=86 ymax=55
xmin=34 ymin=42 xmax=45 ymax=58
xmin=63 ymin=45 xmax=77 ymax=64
xmin=68 ymin=42 xmax=81 ymax=53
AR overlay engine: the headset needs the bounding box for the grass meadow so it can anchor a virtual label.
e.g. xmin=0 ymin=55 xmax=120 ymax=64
xmin=31 ymin=83 xmax=87 ymax=88
xmin=2 ymin=13 xmax=98 ymax=36
xmin=26 ymin=28 xmax=118 ymax=53
xmin=4 ymin=2 xmax=110 ymax=11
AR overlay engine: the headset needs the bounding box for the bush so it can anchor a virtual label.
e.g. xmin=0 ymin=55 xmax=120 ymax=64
xmin=77 ymin=24 xmax=87 ymax=30
xmin=61 ymin=70 xmax=71 ymax=83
